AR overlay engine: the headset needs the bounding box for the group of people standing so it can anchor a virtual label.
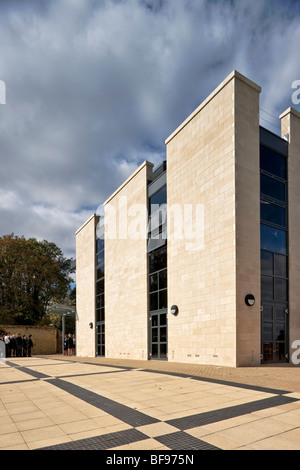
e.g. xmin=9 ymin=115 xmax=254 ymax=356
xmin=63 ymin=334 xmax=76 ymax=356
xmin=2 ymin=332 xmax=33 ymax=358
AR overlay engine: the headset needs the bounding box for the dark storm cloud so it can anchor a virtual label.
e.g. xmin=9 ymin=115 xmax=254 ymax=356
xmin=0 ymin=0 xmax=299 ymax=257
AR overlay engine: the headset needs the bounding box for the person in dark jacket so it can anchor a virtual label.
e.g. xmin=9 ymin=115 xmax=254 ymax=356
xmin=15 ymin=333 xmax=23 ymax=357
xmin=22 ymin=335 xmax=28 ymax=357
xmin=27 ymin=335 xmax=33 ymax=357
xmin=67 ymin=334 xmax=73 ymax=356
xmin=10 ymin=335 xmax=16 ymax=357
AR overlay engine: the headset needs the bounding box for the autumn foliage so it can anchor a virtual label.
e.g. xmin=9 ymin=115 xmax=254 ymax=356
xmin=0 ymin=234 xmax=74 ymax=325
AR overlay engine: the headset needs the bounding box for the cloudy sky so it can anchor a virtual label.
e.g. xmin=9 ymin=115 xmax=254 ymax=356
xmin=0 ymin=0 xmax=299 ymax=260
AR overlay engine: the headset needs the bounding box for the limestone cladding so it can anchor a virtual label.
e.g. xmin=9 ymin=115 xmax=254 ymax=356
xmin=75 ymin=214 xmax=98 ymax=357
xmin=104 ymin=161 xmax=153 ymax=360
xmin=166 ymin=71 xmax=261 ymax=367
xmin=234 ymin=76 xmax=261 ymax=366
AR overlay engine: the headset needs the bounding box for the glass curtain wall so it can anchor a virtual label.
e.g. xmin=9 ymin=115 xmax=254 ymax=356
xmin=260 ymin=142 xmax=288 ymax=363
xmin=96 ymin=226 xmax=105 ymax=356
xmin=148 ymin=166 xmax=167 ymax=360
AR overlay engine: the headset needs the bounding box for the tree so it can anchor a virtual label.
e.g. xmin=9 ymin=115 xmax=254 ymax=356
xmin=0 ymin=234 xmax=74 ymax=325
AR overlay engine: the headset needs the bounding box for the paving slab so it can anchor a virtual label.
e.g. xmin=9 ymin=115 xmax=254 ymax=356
xmin=1 ymin=355 xmax=300 ymax=452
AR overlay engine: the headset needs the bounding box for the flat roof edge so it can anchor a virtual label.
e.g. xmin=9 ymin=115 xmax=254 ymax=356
xmin=103 ymin=160 xmax=154 ymax=206
xmin=165 ymin=70 xmax=261 ymax=145
xmin=75 ymin=213 xmax=97 ymax=235
xmin=279 ymin=107 xmax=300 ymax=120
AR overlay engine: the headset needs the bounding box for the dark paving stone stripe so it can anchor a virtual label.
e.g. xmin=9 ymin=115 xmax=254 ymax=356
xmin=58 ymin=369 xmax=129 ymax=379
xmin=0 ymin=379 xmax=39 ymax=385
xmin=38 ymin=356 xmax=134 ymax=371
xmin=38 ymin=427 xmax=220 ymax=451
xmin=40 ymin=356 xmax=291 ymax=395
xmin=4 ymin=361 xmax=158 ymax=427
xmin=4 ymin=361 xmax=50 ymax=379
xmin=38 ymin=428 xmax=149 ymax=450
xmin=155 ymin=431 xmax=220 ymax=450
xmin=47 ymin=378 xmax=160 ymax=427
xmin=140 ymin=368 xmax=291 ymax=395
xmin=4 ymin=360 xmax=128 ymax=380
xmin=166 ymin=395 xmax=299 ymax=430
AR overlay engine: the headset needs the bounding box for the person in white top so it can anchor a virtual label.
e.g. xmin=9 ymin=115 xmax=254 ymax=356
xmin=4 ymin=333 xmax=10 ymax=357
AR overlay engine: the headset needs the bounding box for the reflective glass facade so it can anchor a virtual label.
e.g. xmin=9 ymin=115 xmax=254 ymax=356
xmin=260 ymin=130 xmax=289 ymax=363
xmin=148 ymin=167 xmax=168 ymax=360
xmin=96 ymin=228 xmax=105 ymax=356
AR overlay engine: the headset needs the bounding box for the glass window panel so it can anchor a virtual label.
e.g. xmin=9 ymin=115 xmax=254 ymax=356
xmin=260 ymin=145 xmax=287 ymax=179
xmin=96 ymin=309 xmax=100 ymax=322
xmin=274 ymin=306 xmax=286 ymax=322
xmin=96 ymin=308 xmax=104 ymax=322
xmin=261 ymin=201 xmax=286 ymax=228
xmin=96 ymin=238 xmax=104 ymax=253
xmin=263 ymin=343 xmax=273 ymax=361
xmin=261 ymin=251 xmax=273 ymax=275
xmin=149 ymin=246 xmax=167 ymax=273
xmin=148 ymin=208 xmax=167 ymax=234
xmin=96 ymin=309 xmax=100 ymax=329
xmin=263 ymin=323 xmax=273 ymax=342
xmin=152 ymin=344 xmax=158 ymax=358
xmin=96 ymin=279 xmax=104 ymax=295
xmin=149 ymin=251 xmax=155 ymax=274
xmin=261 ymin=276 xmax=273 ymax=300
xmin=275 ymin=324 xmax=285 ymax=341
xmin=275 ymin=343 xmax=285 ymax=361
xmin=149 ymin=185 xmax=167 ymax=215
xmin=160 ymin=313 xmax=167 ymax=326
xmin=151 ymin=315 xmax=158 ymax=327
xmin=263 ymin=305 xmax=273 ymax=321
xmin=152 ymin=328 xmax=158 ymax=342
xmin=149 ymin=273 xmax=158 ymax=292
xmin=159 ymin=269 xmax=167 ymax=290
xmin=160 ymin=327 xmax=167 ymax=342
xmin=150 ymin=293 xmax=158 ymax=311
xmin=274 ymin=278 xmax=288 ymax=301
xmin=261 ymin=174 xmax=286 ymax=202
xmin=97 ymin=266 xmax=105 ymax=279
xmin=160 ymin=343 xmax=167 ymax=359
xmin=261 ymin=224 xmax=287 ymax=254
xmin=97 ymin=251 xmax=104 ymax=266
xmin=159 ymin=289 xmax=168 ymax=309
xmin=274 ymin=254 xmax=287 ymax=278
xmin=147 ymin=233 xmax=166 ymax=253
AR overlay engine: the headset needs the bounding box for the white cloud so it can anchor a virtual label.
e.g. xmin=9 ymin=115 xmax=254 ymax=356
xmin=0 ymin=0 xmax=299 ymax=257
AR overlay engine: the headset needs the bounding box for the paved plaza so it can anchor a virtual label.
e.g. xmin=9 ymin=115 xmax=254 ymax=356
xmin=1 ymin=355 xmax=300 ymax=450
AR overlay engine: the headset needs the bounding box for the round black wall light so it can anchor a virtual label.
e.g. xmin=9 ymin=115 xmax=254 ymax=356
xmin=170 ymin=305 xmax=179 ymax=316
xmin=89 ymin=322 xmax=93 ymax=329
xmin=245 ymin=294 xmax=255 ymax=306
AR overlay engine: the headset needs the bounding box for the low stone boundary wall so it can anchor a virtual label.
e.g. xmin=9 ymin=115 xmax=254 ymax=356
xmin=0 ymin=325 xmax=62 ymax=355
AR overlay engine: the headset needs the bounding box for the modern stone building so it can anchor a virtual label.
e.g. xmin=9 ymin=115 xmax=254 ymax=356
xmin=75 ymin=70 xmax=300 ymax=367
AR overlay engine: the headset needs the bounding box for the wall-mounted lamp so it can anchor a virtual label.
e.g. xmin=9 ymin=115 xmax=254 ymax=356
xmin=245 ymin=294 xmax=255 ymax=307
xmin=170 ymin=305 xmax=179 ymax=316
xmin=89 ymin=322 xmax=93 ymax=329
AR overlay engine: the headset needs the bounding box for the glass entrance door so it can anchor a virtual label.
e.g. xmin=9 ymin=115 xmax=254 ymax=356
xmin=262 ymin=303 xmax=288 ymax=362
xmin=149 ymin=310 xmax=167 ymax=360
xmin=96 ymin=322 xmax=105 ymax=357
